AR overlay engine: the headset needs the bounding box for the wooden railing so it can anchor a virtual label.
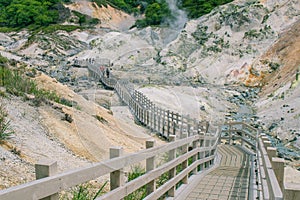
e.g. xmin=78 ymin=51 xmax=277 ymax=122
xmin=221 ymin=121 xmax=257 ymax=153
xmin=221 ymin=121 xmax=300 ymax=200
xmin=1 ymin=59 xmax=299 ymax=199
xmin=221 ymin=121 xmax=258 ymax=199
xmin=0 ymin=59 xmax=218 ymax=199
xmin=257 ymin=135 xmax=283 ymax=200
xmin=0 ymin=134 xmax=219 ymax=200
xmin=221 ymin=121 xmax=284 ymax=199
xmin=88 ymin=63 xmax=117 ymax=89
xmin=88 ymin=63 xmax=209 ymax=140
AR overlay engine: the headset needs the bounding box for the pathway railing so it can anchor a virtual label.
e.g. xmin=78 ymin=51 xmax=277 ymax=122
xmin=89 ymin=59 xmax=300 ymax=199
xmin=1 ymin=59 xmax=299 ymax=199
xmin=0 ymin=134 xmax=219 ymax=200
xmin=221 ymin=121 xmax=300 ymax=200
xmin=88 ymin=62 xmax=209 ymax=140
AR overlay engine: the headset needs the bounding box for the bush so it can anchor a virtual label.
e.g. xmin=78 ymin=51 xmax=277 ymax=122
xmin=180 ymin=0 xmax=233 ymax=18
xmin=0 ymin=102 xmax=14 ymax=143
xmin=0 ymin=0 xmax=60 ymax=28
xmin=33 ymin=24 xmax=83 ymax=34
xmin=125 ymin=165 xmax=147 ymax=200
xmin=64 ymin=182 xmax=107 ymax=200
xmin=0 ymin=66 xmax=73 ymax=107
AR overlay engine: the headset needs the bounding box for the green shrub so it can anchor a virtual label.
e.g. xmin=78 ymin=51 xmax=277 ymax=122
xmin=34 ymin=24 xmax=83 ymax=34
xmin=0 ymin=103 xmax=14 ymax=143
xmin=125 ymin=165 xmax=147 ymax=200
xmin=0 ymin=66 xmax=74 ymax=107
xmin=0 ymin=0 xmax=60 ymax=28
xmin=269 ymin=62 xmax=280 ymax=71
xmin=65 ymin=182 xmax=107 ymax=200
xmin=180 ymin=0 xmax=233 ymax=18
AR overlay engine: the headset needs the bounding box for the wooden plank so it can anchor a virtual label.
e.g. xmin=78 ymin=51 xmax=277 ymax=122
xmin=143 ymin=155 xmax=215 ymax=200
xmin=267 ymin=168 xmax=283 ymax=199
xmin=168 ymin=135 xmax=176 ymax=197
xmin=0 ymin=134 xmax=218 ymax=200
xmin=99 ymin=150 xmax=215 ymax=200
xmin=146 ymin=140 xmax=156 ymax=195
xmin=226 ymin=129 xmax=256 ymax=140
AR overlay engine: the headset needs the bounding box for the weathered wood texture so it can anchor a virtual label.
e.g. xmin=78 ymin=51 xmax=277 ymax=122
xmin=0 ymin=135 xmax=218 ymax=200
xmin=88 ymin=61 xmax=208 ymax=140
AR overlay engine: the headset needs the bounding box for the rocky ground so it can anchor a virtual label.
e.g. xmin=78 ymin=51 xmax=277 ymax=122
xmin=0 ymin=72 xmax=164 ymax=190
xmin=0 ymin=0 xmax=300 ymax=192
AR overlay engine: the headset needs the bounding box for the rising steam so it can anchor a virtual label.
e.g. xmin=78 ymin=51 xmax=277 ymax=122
xmin=166 ymin=0 xmax=188 ymax=30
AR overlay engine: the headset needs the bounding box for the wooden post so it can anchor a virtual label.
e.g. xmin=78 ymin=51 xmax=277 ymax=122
xmin=198 ymin=135 xmax=204 ymax=172
xmin=187 ymin=123 xmax=191 ymax=137
xmin=196 ymin=121 xmax=200 ymax=135
xmin=263 ymin=140 xmax=272 ymax=149
xmin=175 ymin=113 xmax=179 ymax=124
xmin=229 ymin=124 xmax=232 ymax=145
xmin=182 ymin=133 xmax=188 ymax=184
xmin=162 ymin=110 xmax=166 ymax=137
xmin=35 ymin=160 xmax=58 ymax=200
xmin=192 ymin=138 xmax=199 ymax=175
xmin=146 ymin=140 xmax=156 ymax=195
xmin=267 ymin=147 xmax=277 ymax=161
xmin=180 ymin=119 xmax=183 ymax=138
xmin=284 ymin=183 xmax=300 ymax=200
xmin=272 ymin=157 xmax=285 ymax=191
xmin=172 ymin=121 xmax=176 ymax=137
xmin=158 ymin=109 xmax=161 ymax=134
xmin=146 ymin=110 xmax=150 ymax=126
xmin=241 ymin=131 xmax=245 ymax=147
xmin=153 ymin=106 xmax=157 ymax=131
xmin=110 ymin=147 xmax=124 ymax=191
xmin=168 ymin=135 xmax=176 ymax=197
xmin=167 ymin=110 xmax=170 ymax=137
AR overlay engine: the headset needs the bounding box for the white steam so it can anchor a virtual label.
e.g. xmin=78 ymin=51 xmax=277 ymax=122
xmin=166 ymin=0 xmax=188 ymax=30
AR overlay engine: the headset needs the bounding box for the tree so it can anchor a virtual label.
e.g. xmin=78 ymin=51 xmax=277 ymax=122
xmin=0 ymin=0 xmax=59 ymax=27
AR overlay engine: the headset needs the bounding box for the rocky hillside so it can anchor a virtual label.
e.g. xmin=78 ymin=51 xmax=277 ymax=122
xmin=0 ymin=0 xmax=300 ymax=191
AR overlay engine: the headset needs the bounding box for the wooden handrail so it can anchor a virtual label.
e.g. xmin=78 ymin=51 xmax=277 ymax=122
xmin=258 ymin=138 xmax=283 ymax=199
xmin=0 ymin=134 xmax=218 ymax=200
xmin=87 ymin=61 xmax=209 ymax=140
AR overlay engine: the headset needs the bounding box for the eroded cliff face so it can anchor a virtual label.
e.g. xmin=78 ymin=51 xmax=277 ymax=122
xmin=65 ymin=1 xmax=135 ymax=30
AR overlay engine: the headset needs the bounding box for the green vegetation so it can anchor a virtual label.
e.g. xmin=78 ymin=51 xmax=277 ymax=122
xmin=34 ymin=24 xmax=83 ymax=34
xmin=0 ymin=0 xmax=62 ymax=28
xmin=94 ymin=115 xmax=108 ymax=123
xmin=269 ymin=62 xmax=280 ymax=71
xmin=0 ymin=65 xmax=58 ymax=103
xmin=180 ymin=0 xmax=233 ymax=18
xmin=0 ymin=59 xmax=75 ymax=107
xmin=261 ymin=60 xmax=280 ymax=72
xmin=62 ymin=182 xmax=107 ymax=200
xmin=93 ymin=0 xmax=234 ymax=28
xmin=244 ymin=25 xmax=274 ymax=40
xmin=136 ymin=1 xmax=171 ymax=28
xmin=1 ymin=0 xmax=235 ymax=29
xmin=192 ymin=25 xmax=210 ymax=45
xmin=125 ymin=165 xmax=147 ymax=200
xmin=0 ymin=103 xmax=14 ymax=143
xmin=72 ymin=10 xmax=100 ymax=27
xmin=93 ymin=0 xmax=140 ymax=15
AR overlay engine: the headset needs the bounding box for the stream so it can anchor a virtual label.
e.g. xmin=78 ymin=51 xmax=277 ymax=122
xmin=227 ymin=87 xmax=300 ymax=162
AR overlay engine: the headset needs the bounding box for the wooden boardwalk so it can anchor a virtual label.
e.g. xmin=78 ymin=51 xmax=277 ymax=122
xmin=185 ymin=145 xmax=250 ymax=200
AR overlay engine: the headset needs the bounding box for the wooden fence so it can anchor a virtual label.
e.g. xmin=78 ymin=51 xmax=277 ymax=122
xmin=221 ymin=121 xmax=257 ymax=152
xmin=0 ymin=134 xmax=219 ymax=200
xmin=1 ymin=60 xmax=299 ymax=199
xmin=88 ymin=63 xmax=209 ymax=140
xmin=221 ymin=121 xmax=300 ymax=200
